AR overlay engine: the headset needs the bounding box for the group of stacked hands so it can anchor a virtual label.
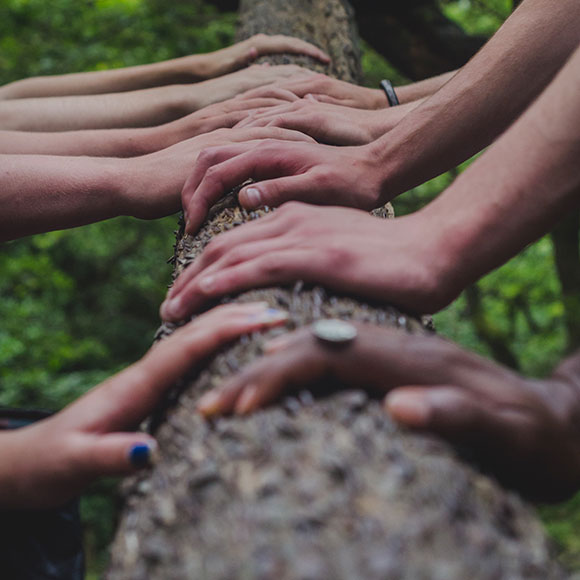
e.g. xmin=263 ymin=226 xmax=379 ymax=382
xmin=1 ymin=0 xmax=580 ymax=513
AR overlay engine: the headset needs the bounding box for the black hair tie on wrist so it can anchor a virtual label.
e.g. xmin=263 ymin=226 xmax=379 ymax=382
xmin=380 ymin=79 xmax=399 ymax=107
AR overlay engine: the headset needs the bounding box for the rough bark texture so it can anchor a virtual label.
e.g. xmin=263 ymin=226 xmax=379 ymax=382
xmin=107 ymin=2 xmax=563 ymax=578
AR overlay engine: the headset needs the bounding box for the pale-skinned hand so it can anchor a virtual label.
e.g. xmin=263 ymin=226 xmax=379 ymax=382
xmin=236 ymin=98 xmax=393 ymax=145
xmin=238 ymin=72 xmax=385 ymax=109
xmin=236 ymin=97 xmax=420 ymax=145
xmin=157 ymin=92 xmax=305 ymax=147
xmin=161 ymin=203 xmax=455 ymax=322
xmin=181 ymin=138 xmax=386 ymax=234
xmin=198 ymin=34 xmax=330 ymax=78
xmin=121 ymin=126 xmax=316 ymax=220
xmin=0 ymin=302 xmax=288 ymax=510
xmin=197 ymin=322 xmax=580 ymax=502
xmin=193 ymin=64 xmax=315 ymax=110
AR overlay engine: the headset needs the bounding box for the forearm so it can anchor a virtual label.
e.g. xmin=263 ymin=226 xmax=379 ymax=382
xmin=0 ymin=85 xmax=191 ymax=131
xmin=369 ymin=98 xmax=425 ymax=138
xmin=0 ymin=55 xmax=208 ymax=100
xmin=421 ymin=43 xmax=580 ymax=299
xmin=0 ymin=154 xmax=129 ymax=241
xmin=0 ymin=126 xmax=173 ymax=157
xmin=395 ymin=70 xmax=457 ymax=104
xmin=372 ymin=0 xmax=580 ymax=198
xmin=0 ymin=65 xmax=305 ymax=131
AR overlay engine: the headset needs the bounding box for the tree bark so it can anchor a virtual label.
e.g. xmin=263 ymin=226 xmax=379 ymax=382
xmin=107 ymin=2 xmax=563 ymax=578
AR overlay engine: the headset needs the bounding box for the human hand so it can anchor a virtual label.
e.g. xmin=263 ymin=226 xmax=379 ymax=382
xmin=181 ymin=137 xmax=386 ymax=234
xmin=193 ymin=64 xmax=314 ymax=110
xmin=121 ymin=126 xmax=315 ymax=220
xmin=197 ymin=322 xmax=580 ymax=502
xmin=157 ymin=90 xmax=304 ymax=147
xmin=237 ymin=98 xmax=398 ymax=145
xmin=199 ymin=34 xmax=330 ymax=78
xmin=238 ymin=72 xmax=385 ymax=109
xmin=0 ymin=302 xmax=288 ymax=509
xmin=162 ymin=204 xmax=454 ymax=322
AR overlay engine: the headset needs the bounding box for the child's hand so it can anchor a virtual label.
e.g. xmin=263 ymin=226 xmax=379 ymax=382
xmin=0 ymin=302 xmax=287 ymax=509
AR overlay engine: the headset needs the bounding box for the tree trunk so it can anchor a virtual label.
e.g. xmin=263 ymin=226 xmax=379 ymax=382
xmin=107 ymin=2 xmax=563 ymax=578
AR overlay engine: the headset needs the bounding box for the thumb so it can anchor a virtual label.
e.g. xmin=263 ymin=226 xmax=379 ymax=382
xmin=77 ymin=433 xmax=158 ymax=479
xmin=239 ymin=174 xmax=322 ymax=209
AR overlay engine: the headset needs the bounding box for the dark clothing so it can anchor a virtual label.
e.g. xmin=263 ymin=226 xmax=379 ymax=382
xmin=0 ymin=408 xmax=84 ymax=580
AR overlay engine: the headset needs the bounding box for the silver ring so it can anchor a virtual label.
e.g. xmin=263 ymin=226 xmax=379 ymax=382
xmin=312 ymin=319 xmax=357 ymax=346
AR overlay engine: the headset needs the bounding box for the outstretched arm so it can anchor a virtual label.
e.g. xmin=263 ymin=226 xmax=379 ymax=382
xmin=167 ymin=40 xmax=580 ymax=321
xmin=0 ymin=34 xmax=329 ymax=99
xmin=196 ymin=323 xmax=580 ymax=502
xmin=0 ymin=94 xmax=295 ymax=156
xmin=0 ymin=65 xmax=311 ymax=131
xmin=0 ymin=126 xmax=313 ymax=242
xmin=0 ymin=302 xmax=288 ymax=509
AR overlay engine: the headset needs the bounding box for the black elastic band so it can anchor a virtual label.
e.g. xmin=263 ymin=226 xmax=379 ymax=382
xmin=380 ymin=79 xmax=399 ymax=107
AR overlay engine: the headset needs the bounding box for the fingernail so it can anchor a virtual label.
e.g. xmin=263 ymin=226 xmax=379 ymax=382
xmin=129 ymin=442 xmax=157 ymax=468
xmin=264 ymin=334 xmax=292 ymax=353
xmin=161 ymin=296 xmax=182 ymax=320
xmin=250 ymin=308 xmax=288 ymax=323
xmin=197 ymin=390 xmax=223 ymax=416
xmin=243 ymin=187 xmax=262 ymax=207
xmin=235 ymin=385 xmax=259 ymax=415
xmin=199 ymin=275 xmax=215 ymax=293
xmin=385 ymin=392 xmax=431 ymax=427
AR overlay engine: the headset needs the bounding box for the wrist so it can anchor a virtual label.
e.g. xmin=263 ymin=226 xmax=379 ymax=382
xmin=407 ymin=203 xmax=471 ymax=311
xmin=108 ymin=157 xmax=146 ymax=218
xmin=174 ymin=53 xmax=214 ymax=82
xmin=367 ymin=87 xmax=389 ymax=110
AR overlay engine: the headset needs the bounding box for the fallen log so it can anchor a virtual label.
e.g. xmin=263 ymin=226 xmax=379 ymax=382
xmin=107 ymin=1 xmax=564 ymax=578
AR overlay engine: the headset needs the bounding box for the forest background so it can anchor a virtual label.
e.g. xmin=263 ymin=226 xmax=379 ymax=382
xmin=0 ymin=0 xmax=578 ymax=576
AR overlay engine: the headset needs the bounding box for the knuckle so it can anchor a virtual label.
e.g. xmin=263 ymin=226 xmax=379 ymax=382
xmin=204 ymin=164 xmax=225 ymax=188
xmin=260 ymin=254 xmax=285 ymax=277
xmin=196 ymin=147 xmax=218 ymax=167
xmin=323 ymin=244 xmax=352 ymax=269
xmin=313 ymin=167 xmax=334 ymax=190
xmin=279 ymin=201 xmax=307 ymax=221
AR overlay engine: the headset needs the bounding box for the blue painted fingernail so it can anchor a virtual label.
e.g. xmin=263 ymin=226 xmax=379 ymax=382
xmin=129 ymin=443 xmax=154 ymax=468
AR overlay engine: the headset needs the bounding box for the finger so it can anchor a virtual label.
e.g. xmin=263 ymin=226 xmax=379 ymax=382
xmin=384 ymin=386 xmax=526 ymax=446
xmin=168 ymin=249 xmax=322 ymax=318
xmin=254 ymin=35 xmax=331 ymax=64
xmin=65 ymin=302 xmax=289 ymax=432
xmin=242 ymin=102 xmax=299 ymax=121
xmin=239 ymin=173 xmax=325 ymax=209
xmin=307 ymin=94 xmax=352 ymax=106
xmin=165 ymin=210 xmax=290 ymax=302
xmin=182 ymin=142 xmax=256 ymax=232
xmin=230 ymin=127 xmax=315 ymax=145
xmin=197 ymin=333 xmax=327 ymax=416
xmin=78 ymin=433 xmax=159 ymax=479
xmin=238 ymin=86 xmax=300 ymax=102
xmin=184 ymin=144 xmax=298 ymax=234
xmin=162 ymin=236 xmax=298 ymax=321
